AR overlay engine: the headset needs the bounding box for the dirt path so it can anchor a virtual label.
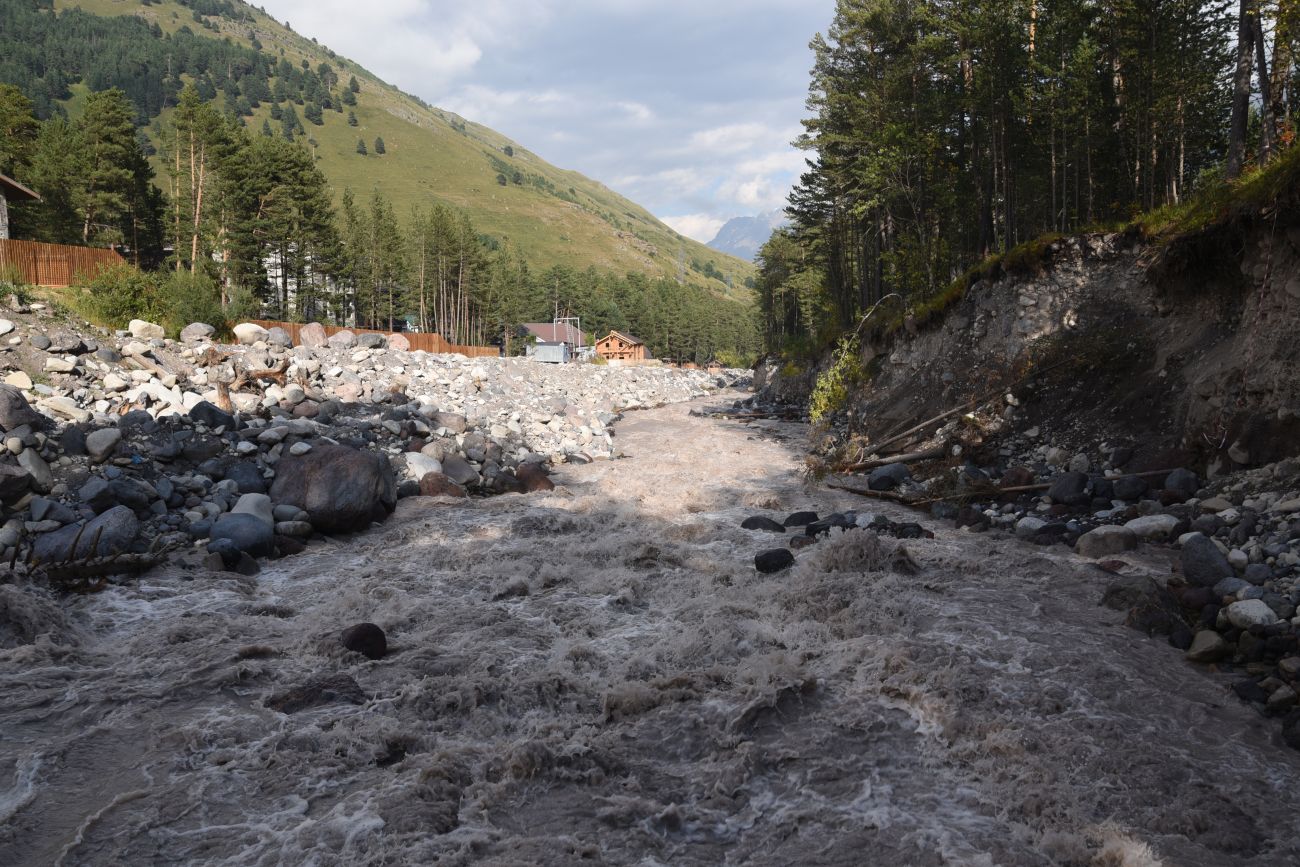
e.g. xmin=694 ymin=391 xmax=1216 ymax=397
xmin=2 ymin=395 xmax=1299 ymax=865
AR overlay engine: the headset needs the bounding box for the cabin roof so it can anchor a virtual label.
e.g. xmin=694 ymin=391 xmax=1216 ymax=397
xmin=602 ymin=330 xmax=644 ymax=346
xmin=0 ymin=173 xmax=40 ymax=202
xmin=521 ymin=322 xmax=587 ymax=344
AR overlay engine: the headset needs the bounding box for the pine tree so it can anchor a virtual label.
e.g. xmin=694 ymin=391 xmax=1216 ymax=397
xmin=347 ymin=111 xmax=357 ymax=127
xmin=374 ymin=136 xmax=385 ymax=154
xmin=0 ymin=84 xmax=39 ymax=178
xmin=303 ymin=102 xmax=323 ymax=126
xmin=356 ymin=138 xmax=367 ymax=155
xmin=348 ymin=75 xmax=360 ymax=93
xmin=341 ymin=88 xmax=356 ymax=107
xmin=261 ymin=118 xmax=273 ymax=137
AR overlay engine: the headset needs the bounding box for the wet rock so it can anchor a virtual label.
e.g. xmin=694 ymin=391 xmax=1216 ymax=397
xmin=231 ymin=493 xmax=274 ymax=527
xmin=742 ymin=516 xmax=787 ymax=533
xmin=341 ymin=622 xmax=387 ymax=660
xmin=1180 ymin=533 xmax=1233 ymax=587
xmin=1103 ymin=575 xmax=1185 ymax=636
xmin=1048 ymin=471 xmax=1090 ymax=505
xmin=85 ymin=428 xmax=122 ymax=463
xmin=265 ymin=674 xmax=365 ymax=714
xmin=867 ymin=462 xmax=911 ymax=491
xmin=755 ymin=548 xmax=795 ymax=574
xmin=784 ymin=511 xmax=819 ymax=527
xmin=0 ymin=385 xmax=42 ymax=432
xmin=270 ymin=443 xmax=396 ymax=533
xmin=515 ymin=462 xmax=554 ymax=493
xmin=32 ymin=505 xmax=138 ymax=561
xmin=210 ymin=513 xmax=275 ymax=558
xmin=1185 ymin=629 xmax=1231 ymax=663
xmin=418 ymin=472 xmax=467 ymax=498
xmin=1076 ymin=525 xmax=1137 ymax=558
xmin=224 ymin=461 xmax=267 ymax=495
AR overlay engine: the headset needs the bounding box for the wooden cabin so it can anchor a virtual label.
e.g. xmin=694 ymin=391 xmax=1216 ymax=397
xmin=0 ymin=172 xmax=40 ymax=240
xmin=596 ymin=330 xmax=647 ymax=362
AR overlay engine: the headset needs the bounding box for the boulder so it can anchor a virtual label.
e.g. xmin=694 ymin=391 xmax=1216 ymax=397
xmin=341 ymin=622 xmax=387 ymax=660
xmin=1180 ymin=533 xmax=1233 ymax=587
xmin=3 ymin=371 xmax=32 ymax=391
xmin=231 ymin=493 xmax=275 ymax=527
xmin=357 ymin=333 xmax=387 ymax=349
xmin=128 ymin=319 xmax=165 ymax=340
xmin=515 ymin=462 xmax=554 ymax=493
xmin=1048 ymin=471 xmax=1090 ymax=505
xmin=16 ymin=449 xmax=52 ymax=493
xmin=269 ymin=442 xmax=396 ymax=533
xmin=387 ymin=333 xmax=411 ymax=351
xmin=1123 ymin=513 xmax=1180 ymax=541
xmin=180 ymin=322 xmax=216 ymax=343
xmin=327 ymin=330 xmax=357 ymax=351
xmin=232 ymin=322 xmax=270 ymax=345
xmin=867 ymin=462 xmax=911 ymax=492
xmin=32 ymin=506 xmax=138 ymax=561
xmin=223 ymin=461 xmax=267 ymax=494
xmin=1076 ymin=525 xmax=1137 ymax=558
xmin=755 ymin=548 xmax=795 ymax=574
xmin=1226 ymin=599 xmax=1279 ymax=629
xmin=266 ymin=327 xmax=293 ymax=348
xmin=0 ymin=385 xmax=42 ymax=432
xmin=433 ymin=412 xmax=467 ymax=434
xmin=405 ymin=452 xmax=443 ymax=481
xmin=417 ymin=472 xmax=467 ymax=498
xmin=190 ymin=400 xmax=237 ymax=430
xmin=85 ymin=428 xmax=122 ymax=463
xmin=1112 ymin=475 xmax=1149 ymax=501
xmin=441 ymin=454 xmax=480 ymax=488
xmin=299 ymin=322 xmax=328 ymax=347
xmin=210 ymin=513 xmax=275 ymax=558
xmin=784 ymin=511 xmax=819 ymax=527
xmin=742 ymin=516 xmax=787 ymax=533
xmin=1185 ymin=630 xmax=1231 ymax=663
xmin=1163 ymin=468 xmax=1199 ymax=499
xmin=0 ymin=463 xmax=32 ymax=501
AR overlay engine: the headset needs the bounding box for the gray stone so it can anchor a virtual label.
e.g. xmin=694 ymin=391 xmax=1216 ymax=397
xmin=1123 ymin=513 xmax=1180 ymax=540
xmin=440 ymin=454 xmax=479 ymax=488
xmin=867 ymin=462 xmax=911 ymax=492
xmin=180 ymin=322 xmax=216 ymax=343
xmin=327 ymin=330 xmax=357 ymax=350
xmin=1180 ymin=533 xmax=1233 ymax=587
xmin=16 ymin=448 xmax=52 ymax=493
xmin=266 ymin=327 xmax=293 ymax=348
xmin=268 ymin=442 xmax=396 ymax=534
xmin=1185 ymin=630 xmax=1230 ymax=663
xmin=231 ymin=493 xmax=274 ymax=527
xmin=405 ymin=452 xmax=442 ymax=480
xmin=1226 ymin=599 xmax=1279 ymax=629
xmin=299 ymin=322 xmax=328 ymax=347
xmin=1164 ymin=468 xmax=1199 ymax=499
xmin=0 ymin=384 xmax=42 ymax=431
xmin=1075 ymin=525 xmax=1137 ymax=558
xmin=85 ymin=428 xmax=122 ymax=463
xmin=210 ymin=512 xmax=274 ymax=557
xmin=232 ymin=323 xmax=270 ymax=345
xmin=0 ymin=463 xmax=32 ymax=501
xmin=32 ymin=505 xmax=139 ymax=561
xmin=1048 ymin=471 xmax=1090 ymax=505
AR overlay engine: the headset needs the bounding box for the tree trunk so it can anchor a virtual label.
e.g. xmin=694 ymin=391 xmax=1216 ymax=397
xmin=1227 ymin=0 xmax=1257 ymax=179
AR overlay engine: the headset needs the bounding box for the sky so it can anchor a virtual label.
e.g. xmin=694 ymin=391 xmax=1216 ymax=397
xmin=255 ymin=0 xmax=835 ymax=243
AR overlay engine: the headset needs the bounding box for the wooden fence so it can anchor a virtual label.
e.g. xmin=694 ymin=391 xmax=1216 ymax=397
xmin=0 ymin=238 xmax=123 ymax=287
xmin=249 ymin=320 xmax=499 ymax=357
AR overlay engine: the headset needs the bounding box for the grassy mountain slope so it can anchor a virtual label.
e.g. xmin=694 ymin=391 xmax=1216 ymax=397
xmin=50 ymin=0 xmax=754 ymax=299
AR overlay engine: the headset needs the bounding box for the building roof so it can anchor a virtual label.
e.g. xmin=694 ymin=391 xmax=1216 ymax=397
xmin=602 ymin=330 xmax=644 ymax=346
xmin=0 ymin=173 xmax=40 ymax=202
xmin=521 ymin=322 xmax=587 ymax=345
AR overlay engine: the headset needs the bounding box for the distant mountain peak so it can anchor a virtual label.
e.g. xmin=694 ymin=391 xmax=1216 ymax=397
xmin=707 ymin=210 xmax=788 ymax=262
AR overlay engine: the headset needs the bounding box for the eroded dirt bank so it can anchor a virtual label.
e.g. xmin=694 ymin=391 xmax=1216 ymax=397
xmin=3 ymin=397 xmax=1300 ymax=866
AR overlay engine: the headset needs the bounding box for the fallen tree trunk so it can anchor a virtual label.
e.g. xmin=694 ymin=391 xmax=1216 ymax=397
xmin=845 ymin=445 xmax=947 ymax=471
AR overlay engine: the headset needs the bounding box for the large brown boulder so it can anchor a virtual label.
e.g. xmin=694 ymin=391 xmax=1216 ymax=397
xmin=269 ymin=443 xmax=396 ymax=533
xmin=418 ymin=472 xmax=466 ymax=498
xmin=299 ymin=322 xmax=328 ymax=348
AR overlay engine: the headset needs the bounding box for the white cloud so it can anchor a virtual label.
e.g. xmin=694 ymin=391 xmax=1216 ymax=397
xmin=662 ymin=214 xmax=726 ymax=243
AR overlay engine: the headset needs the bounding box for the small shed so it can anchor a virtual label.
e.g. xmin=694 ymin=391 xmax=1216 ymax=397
xmin=0 ymin=173 xmax=40 ymax=240
xmin=596 ymin=330 xmax=647 ymax=362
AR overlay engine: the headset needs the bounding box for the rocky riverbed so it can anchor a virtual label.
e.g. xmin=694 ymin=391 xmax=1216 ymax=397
xmin=0 ymin=300 xmax=740 ymax=582
xmin=4 ymin=399 xmax=1300 ymax=865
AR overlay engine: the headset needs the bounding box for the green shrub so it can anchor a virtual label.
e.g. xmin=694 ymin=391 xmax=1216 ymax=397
xmin=75 ymin=263 xmax=163 ymax=328
xmin=157 ymin=271 xmax=225 ymax=335
xmin=809 ymin=334 xmax=866 ymax=424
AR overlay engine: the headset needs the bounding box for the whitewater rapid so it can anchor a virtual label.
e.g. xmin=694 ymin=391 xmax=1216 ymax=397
xmin=2 ymin=396 xmax=1299 ymax=865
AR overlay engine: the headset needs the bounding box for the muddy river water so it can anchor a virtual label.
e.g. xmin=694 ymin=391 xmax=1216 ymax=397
xmin=2 ymin=395 xmax=1299 ymax=865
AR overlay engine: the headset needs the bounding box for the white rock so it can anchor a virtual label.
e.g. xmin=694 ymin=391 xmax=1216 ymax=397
xmin=289 ymin=442 xmax=312 ymax=456
xmin=232 ymin=323 xmax=270 ymax=345
xmin=85 ymin=428 xmax=122 ymax=462
xmin=128 ymin=319 xmax=165 ymax=340
xmin=102 ymin=373 xmax=129 ymax=392
xmin=405 ymin=452 xmax=443 ymax=480
xmin=0 ymin=319 xmax=13 ymax=336
xmin=44 ymin=357 xmax=76 ymax=373
xmin=1226 ymin=599 xmax=1279 ymax=629
xmin=1123 ymin=514 xmax=1180 ymax=541
xmin=3 ymin=371 xmax=32 ymax=390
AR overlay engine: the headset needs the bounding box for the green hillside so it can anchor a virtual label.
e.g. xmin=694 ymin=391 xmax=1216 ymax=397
xmin=25 ymin=0 xmax=752 ymax=298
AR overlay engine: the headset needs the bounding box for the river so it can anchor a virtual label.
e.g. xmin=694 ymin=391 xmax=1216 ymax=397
xmin=2 ymin=395 xmax=1298 ymax=865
